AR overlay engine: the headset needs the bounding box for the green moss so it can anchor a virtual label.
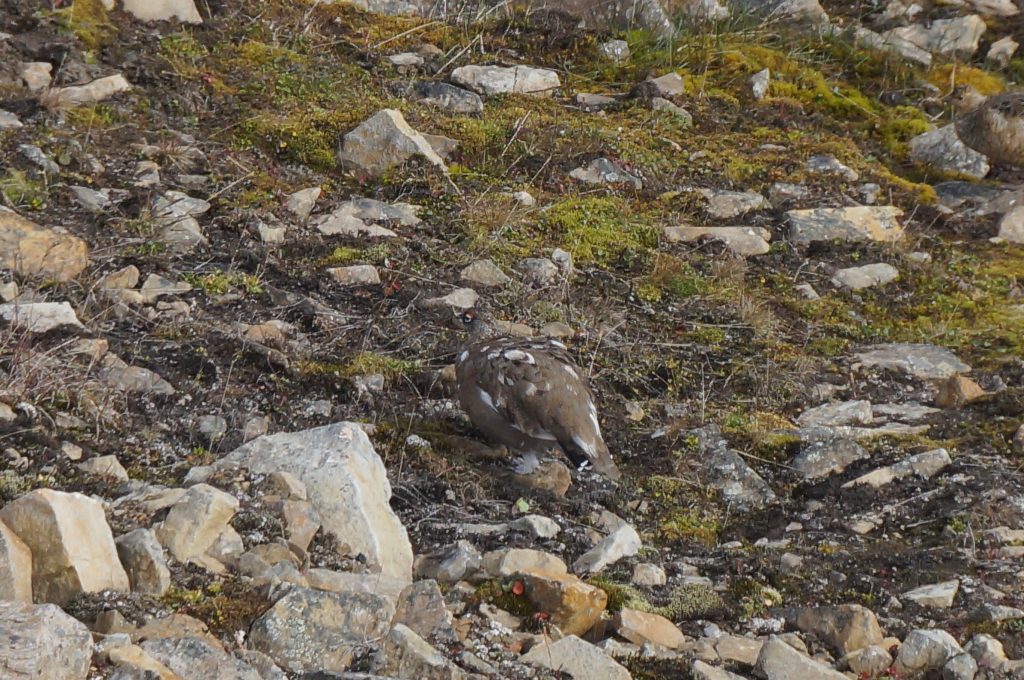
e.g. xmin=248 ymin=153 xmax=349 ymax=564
xmin=541 ymin=196 xmax=658 ymax=267
xmin=52 ymin=0 xmax=114 ymax=51
xmin=818 ymin=248 xmax=1024 ymax=360
xmin=639 ymin=254 xmax=707 ymax=303
xmin=688 ymin=326 xmax=728 ymax=346
xmin=185 ymin=270 xmax=264 ymax=296
xmin=659 ymin=583 xmax=728 ymax=620
xmin=659 ymin=507 xmax=720 ymax=545
xmin=807 ymin=335 xmax=851 ymax=358
xmin=638 ymin=475 xmax=722 ymax=546
xmin=928 ymin=64 xmax=1004 ymax=95
xmin=876 ymin=106 xmax=932 ymax=160
xmin=64 ymin=104 xmax=122 ymax=130
xmin=587 ymin=576 xmax=653 ymax=612
xmin=0 ymin=470 xmax=32 ymax=504
xmin=319 ymin=244 xmax=392 ymax=267
xmin=588 ymin=577 xmax=727 ymax=621
xmin=300 ymin=352 xmax=422 ymax=385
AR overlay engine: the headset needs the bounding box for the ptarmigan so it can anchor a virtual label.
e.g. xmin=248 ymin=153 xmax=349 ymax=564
xmin=952 ymin=85 xmax=1024 ymax=168
xmin=454 ymin=309 xmax=621 ymax=481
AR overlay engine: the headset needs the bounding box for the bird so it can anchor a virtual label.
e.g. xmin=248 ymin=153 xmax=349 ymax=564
xmin=951 ymin=85 xmax=1024 ymax=168
xmin=453 ymin=308 xmax=622 ymax=481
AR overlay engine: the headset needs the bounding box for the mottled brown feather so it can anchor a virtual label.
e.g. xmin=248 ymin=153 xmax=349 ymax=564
xmin=955 ymin=91 xmax=1024 ymax=167
xmin=455 ymin=336 xmax=621 ymax=480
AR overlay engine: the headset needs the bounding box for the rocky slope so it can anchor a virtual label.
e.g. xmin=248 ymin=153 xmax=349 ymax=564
xmin=1 ymin=0 xmax=1024 ymax=678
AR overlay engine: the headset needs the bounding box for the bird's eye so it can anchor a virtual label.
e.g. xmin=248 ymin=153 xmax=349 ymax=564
xmin=461 ymin=311 xmax=475 ymax=325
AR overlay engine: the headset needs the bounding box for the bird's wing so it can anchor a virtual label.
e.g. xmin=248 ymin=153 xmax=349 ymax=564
xmin=991 ymin=92 xmax=1024 ymax=118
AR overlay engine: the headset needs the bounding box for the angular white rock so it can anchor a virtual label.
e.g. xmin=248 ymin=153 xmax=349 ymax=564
xmin=521 ymin=635 xmax=631 ymax=680
xmin=0 ymin=302 xmax=83 ymax=333
xmin=451 ymin=65 xmax=561 ymax=97
xmin=187 ymin=422 xmax=413 ymax=580
xmin=156 ymin=484 xmax=239 ymax=562
xmin=573 ymin=524 xmax=641 ymax=574
xmin=0 ymin=489 xmax=129 ymax=604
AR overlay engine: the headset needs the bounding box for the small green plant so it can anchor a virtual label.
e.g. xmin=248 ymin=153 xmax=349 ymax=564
xmin=49 ymin=0 xmax=115 ymax=50
xmin=185 ymin=270 xmax=264 ymax=296
xmin=729 ymin=577 xmax=783 ymax=619
xmin=0 ymin=170 xmax=47 ymax=210
xmin=473 ymin=579 xmax=535 ymax=617
xmin=135 ymin=241 xmax=166 ymax=257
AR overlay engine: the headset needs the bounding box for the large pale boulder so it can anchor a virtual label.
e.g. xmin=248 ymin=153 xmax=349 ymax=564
xmin=0 ymin=489 xmax=129 ymax=604
xmin=186 ymin=422 xmax=414 ymax=581
xmin=793 ymin=604 xmax=884 ymax=655
xmin=377 ymin=624 xmax=467 ymax=679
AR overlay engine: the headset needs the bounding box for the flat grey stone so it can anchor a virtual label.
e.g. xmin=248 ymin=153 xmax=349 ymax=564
xmin=651 ymin=97 xmax=693 ymax=126
xmin=0 ymin=109 xmax=23 ymax=130
xmin=575 ymin=92 xmax=617 ymax=110
xmin=451 ymin=65 xmax=560 ymax=96
xmin=885 ymin=15 xmax=986 ymax=57
xmin=413 ymin=81 xmax=484 ymax=114
xmin=249 ymin=587 xmax=393 ymax=674
xmin=522 ymin=635 xmax=631 ymax=680
xmin=894 ymin=629 xmax=962 ymax=675
xmin=141 ymin=636 xmax=263 ymax=679
xmin=337 ymin=109 xmax=446 ymax=177
xmin=695 ymin=426 xmax=776 ymax=510
xmin=751 ymin=68 xmax=770 ymax=99
xmin=903 ymin=579 xmax=959 ymax=609
xmin=787 ymin=206 xmax=904 ymax=244
xmin=662 ymin=226 xmax=770 ymax=257
xmin=791 ymin=436 xmax=869 ymax=480
xmin=853 ymin=343 xmax=970 ymax=379
xmin=635 ymin=71 xmax=684 ymax=98
xmin=599 ymin=39 xmax=631 ymax=62
xmin=910 ymin=124 xmax=989 ymax=178
xmin=806 ymin=154 xmax=858 ymax=181
xmin=460 ymin=259 xmax=510 ymax=288
xmin=569 ymin=157 xmax=642 ymax=189
xmin=0 ymin=302 xmax=83 ymax=333
xmin=701 ymin=189 xmax=768 ymax=219
xmin=796 ymin=400 xmax=873 ymax=428
xmin=831 ymin=263 xmax=899 ymax=290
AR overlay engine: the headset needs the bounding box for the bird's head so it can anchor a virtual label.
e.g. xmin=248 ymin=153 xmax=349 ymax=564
xmin=456 ymin=307 xmax=500 ymax=341
xmin=948 ymin=84 xmax=986 ymax=113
